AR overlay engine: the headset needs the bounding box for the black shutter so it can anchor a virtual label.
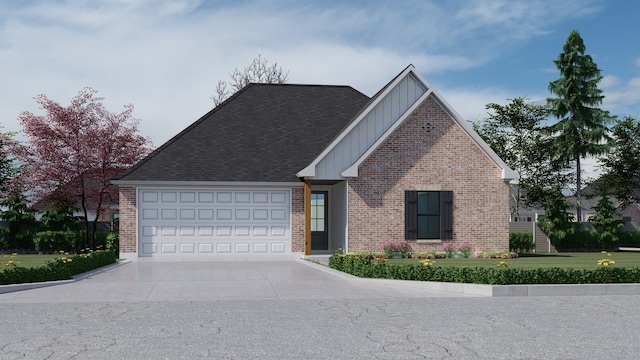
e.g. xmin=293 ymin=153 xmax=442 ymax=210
xmin=440 ymin=191 xmax=453 ymax=240
xmin=405 ymin=191 xmax=418 ymax=240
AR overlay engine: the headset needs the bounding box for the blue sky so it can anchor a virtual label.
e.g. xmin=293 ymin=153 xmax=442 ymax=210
xmin=1 ymin=0 xmax=638 ymax=179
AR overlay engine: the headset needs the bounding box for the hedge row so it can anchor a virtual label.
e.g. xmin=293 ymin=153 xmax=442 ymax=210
xmin=554 ymin=230 xmax=640 ymax=252
xmin=328 ymin=254 xmax=640 ymax=285
xmin=32 ymin=231 xmax=119 ymax=253
xmin=0 ymin=250 xmax=117 ymax=285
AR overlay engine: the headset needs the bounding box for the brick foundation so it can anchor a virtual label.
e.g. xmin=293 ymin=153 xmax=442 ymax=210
xmin=347 ymin=96 xmax=510 ymax=253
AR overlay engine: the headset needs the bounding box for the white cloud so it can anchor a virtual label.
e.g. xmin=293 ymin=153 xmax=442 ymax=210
xmin=434 ymin=86 xmax=538 ymax=123
xmin=601 ymin=76 xmax=640 ymax=117
xmin=0 ymin=0 xmax=615 ymax=146
xmin=600 ymin=75 xmax=620 ymax=88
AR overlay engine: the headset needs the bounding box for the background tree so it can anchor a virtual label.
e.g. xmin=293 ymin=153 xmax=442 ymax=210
xmin=0 ymin=187 xmax=36 ymax=250
xmin=19 ymin=87 xmax=153 ymax=248
xmin=546 ymin=29 xmax=614 ymax=222
xmin=39 ymin=192 xmax=80 ymax=233
xmin=473 ymin=97 xmax=569 ymax=217
xmin=211 ymin=54 xmax=289 ymax=107
xmin=597 ymin=116 xmax=640 ymax=207
xmin=589 ymin=194 xmax=623 ymax=249
xmin=0 ymin=126 xmax=31 ymax=251
xmin=537 ymin=186 xmax=578 ymax=250
xmin=0 ymin=127 xmax=19 ymax=197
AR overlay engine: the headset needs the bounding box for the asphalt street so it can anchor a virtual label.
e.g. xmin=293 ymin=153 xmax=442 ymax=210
xmin=1 ymin=259 xmax=638 ymax=359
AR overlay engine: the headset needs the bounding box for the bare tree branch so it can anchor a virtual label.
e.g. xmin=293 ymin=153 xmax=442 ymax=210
xmin=212 ymin=54 xmax=289 ymax=107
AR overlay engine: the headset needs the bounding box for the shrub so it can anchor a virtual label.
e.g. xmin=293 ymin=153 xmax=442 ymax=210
xmin=553 ymin=230 xmax=601 ymax=252
xmin=383 ymin=242 xmax=413 ymax=259
xmin=327 ymin=254 xmax=640 ymax=285
xmin=0 ymin=250 xmax=117 ymax=285
xmin=93 ymin=231 xmax=107 ymax=249
xmin=443 ymin=243 xmax=456 ymax=258
xmin=619 ymin=232 xmax=640 ymax=247
xmin=32 ymin=230 xmax=117 ymax=254
xmin=106 ymin=232 xmax=119 ymax=254
xmin=33 ymin=231 xmax=84 ymax=253
xmin=459 ymin=242 xmax=473 ymax=258
xmin=510 ymin=232 xmax=535 ymax=253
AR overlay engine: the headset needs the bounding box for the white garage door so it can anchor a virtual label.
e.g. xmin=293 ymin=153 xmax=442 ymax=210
xmin=138 ymin=188 xmax=291 ymax=256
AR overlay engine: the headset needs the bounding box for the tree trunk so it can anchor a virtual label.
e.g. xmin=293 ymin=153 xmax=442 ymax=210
xmin=80 ymin=191 xmax=90 ymax=249
xmin=91 ymin=193 xmax=105 ymax=251
xmin=576 ymin=156 xmax=582 ymax=222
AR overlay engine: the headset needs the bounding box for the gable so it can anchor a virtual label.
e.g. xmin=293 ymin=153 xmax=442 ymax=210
xmin=297 ymin=65 xmax=518 ymax=181
xmin=113 ymin=84 xmax=370 ymax=184
xmin=298 ymin=71 xmax=428 ymax=179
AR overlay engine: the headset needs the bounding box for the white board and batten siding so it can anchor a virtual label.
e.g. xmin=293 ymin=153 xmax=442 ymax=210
xmin=314 ymin=73 xmax=428 ymax=180
xmin=138 ymin=188 xmax=291 ymax=257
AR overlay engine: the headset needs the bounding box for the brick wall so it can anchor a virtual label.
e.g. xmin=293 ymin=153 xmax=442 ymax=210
xmin=118 ymin=186 xmax=137 ymax=254
xmin=291 ymin=187 xmax=304 ymax=252
xmin=347 ymin=96 xmax=510 ymax=253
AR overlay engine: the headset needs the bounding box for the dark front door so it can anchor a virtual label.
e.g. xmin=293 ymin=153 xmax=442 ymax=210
xmin=311 ymin=191 xmax=329 ymax=251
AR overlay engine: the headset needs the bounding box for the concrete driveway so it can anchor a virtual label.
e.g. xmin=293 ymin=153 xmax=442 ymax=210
xmin=0 ymin=256 xmax=478 ymax=303
xmin=2 ymin=257 xmax=640 ymax=359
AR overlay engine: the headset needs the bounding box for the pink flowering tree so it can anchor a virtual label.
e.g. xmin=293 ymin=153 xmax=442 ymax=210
xmin=19 ymin=87 xmax=153 ymax=248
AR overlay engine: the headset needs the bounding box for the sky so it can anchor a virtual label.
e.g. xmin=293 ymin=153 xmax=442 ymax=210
xmin=1 ymin=0 xmax=638 ymax=179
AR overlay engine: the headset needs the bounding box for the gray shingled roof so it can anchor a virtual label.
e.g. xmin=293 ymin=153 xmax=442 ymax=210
xmin=113 ymin=83 xmax=370 ymax=183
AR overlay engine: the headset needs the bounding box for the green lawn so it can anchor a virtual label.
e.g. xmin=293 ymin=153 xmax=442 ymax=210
xmin=1 ymin=254 xmax=66 ymax=269
xmin=387 ymin=252 xmax=640 ymax=269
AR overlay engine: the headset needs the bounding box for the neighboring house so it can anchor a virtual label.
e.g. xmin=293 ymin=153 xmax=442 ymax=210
xmin=112 ymin=65 xmax=517 ymax=259
xmin=510 ymin=186 xmax=640 ymax=253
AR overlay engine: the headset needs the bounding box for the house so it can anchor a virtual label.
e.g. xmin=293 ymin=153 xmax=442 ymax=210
xmin=112 ymin=65 xmax=517 ymax=259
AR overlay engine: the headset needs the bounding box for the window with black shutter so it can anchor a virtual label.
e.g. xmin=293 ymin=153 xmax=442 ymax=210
xmin=405 ymin=190 xmax=453 ymax=240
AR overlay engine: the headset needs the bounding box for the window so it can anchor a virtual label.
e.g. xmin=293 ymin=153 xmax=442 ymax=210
xmin=405 ymin=190 xmax=453 ymax=240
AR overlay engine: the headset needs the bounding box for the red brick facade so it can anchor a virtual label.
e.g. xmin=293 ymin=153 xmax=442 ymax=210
xmin=347 ymin=96 xmax=510 ymax=253
xmin=291 ymin=187 xmax=305 ymax=252
xmin=118 ymin=186 xmax=137 ymax=254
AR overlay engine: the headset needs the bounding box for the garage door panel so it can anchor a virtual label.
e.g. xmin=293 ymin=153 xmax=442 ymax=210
xmin=235 ymin=209 xmax=250 ymax=220
xmin=235 ymin=243 xmax=250 ymax=253
xmin=254 ymin=243 xmax=268 ymax=253
xmin=142 ymin=243 xmax=156 ymax=255
xmin=139 ymin=188 xmax=291 ymax=256
xmin=271 ymin=243 xmax=286 ymax=253
xmin=161 ymin=192 xmax=177 ymax=202
xmin=161 ymin=209 xmax=177 ymax=219
xmin=142 ymin=191 xmax=158 ymax=202
xmin=142 ymin=209 xmax=158 ymax=219
xmin=217 ymin=243 xmax=232 ymax=253
xmin=161 ymin=243 xmax=176 ymax=253
xmin=216 ymin=226 xmax=232 ymax=236
xmin=180 ymin=192 xmax=196 ymax=203
xmin=180 ymin=243 xmax=195 ymax=253
xmin=199 ymin=243 xmax=214 ymax=253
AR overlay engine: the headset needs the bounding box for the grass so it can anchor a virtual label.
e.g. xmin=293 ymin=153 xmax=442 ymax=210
xmin=1 ymin=254 xmax=67 ymax=269
xmin=386 ymin=252 xmax=640 ymax=269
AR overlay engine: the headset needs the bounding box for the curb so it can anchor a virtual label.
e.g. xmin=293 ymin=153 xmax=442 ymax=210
xmin=299 ymin=257 xmax=640 ymax=297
